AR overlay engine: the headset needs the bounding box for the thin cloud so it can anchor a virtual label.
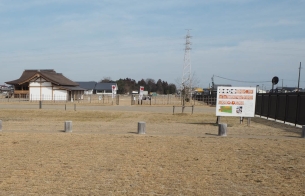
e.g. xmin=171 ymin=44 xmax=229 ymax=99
xmin=254 ymin=19 xmax=301 ymax=28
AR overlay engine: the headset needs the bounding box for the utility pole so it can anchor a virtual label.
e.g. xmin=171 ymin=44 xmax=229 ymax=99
xmin=181 ymin=29 xmax=192 ymax=103
xmin=297 ymin=62 xmax=301 ymax=91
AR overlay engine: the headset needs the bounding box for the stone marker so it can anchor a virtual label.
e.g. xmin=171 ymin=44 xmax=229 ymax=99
xmin=218 ymin=123 xmax=227 ymax=136
xmin=0 ymin=120 xmax=2 ymax=131
xmin=302 ymin=126 xmax=305 ymax=138
xmin=65 ymin=121 xmax=72 ymax=132
xmin=138 ymin=121 xmax=146 ymax=134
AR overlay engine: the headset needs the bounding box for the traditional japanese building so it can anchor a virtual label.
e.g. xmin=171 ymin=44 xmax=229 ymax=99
xmin=6 ymin=69 xmax=85 ymax=101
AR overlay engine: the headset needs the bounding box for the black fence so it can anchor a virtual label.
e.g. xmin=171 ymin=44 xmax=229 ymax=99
xmin=192 ymin=94 xmax=217 ymax=105
xmin=255 ymin=92 xmax=305 ymax=126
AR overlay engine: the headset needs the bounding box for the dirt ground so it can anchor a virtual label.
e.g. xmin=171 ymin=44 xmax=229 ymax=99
xmin=0 ymin=102 xmax=304 ymax=195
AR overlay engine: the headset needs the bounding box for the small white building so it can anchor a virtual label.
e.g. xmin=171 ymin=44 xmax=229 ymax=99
xmin=6 ymin=69 xmax=85 ymax=101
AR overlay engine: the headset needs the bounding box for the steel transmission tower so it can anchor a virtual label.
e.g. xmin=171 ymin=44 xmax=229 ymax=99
xmin=181 ymin=30 xmax=192 ymax=101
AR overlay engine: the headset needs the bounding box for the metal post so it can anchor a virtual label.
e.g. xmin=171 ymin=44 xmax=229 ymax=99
xmin=240 ymin=117 xmax=243 ymax=124
xmin=297 ymin=62 xmax=301 ymax=92
xmin=301 ymin=126 xmax=305 ymax=138
xmin=192 ymin=105 xmax=194 ymax=114
xmin=216 ymin=116 xmax=221 ymax=124
xmin=39 ymin=101 xmax=42 ymax=109
xmin=247 ymin=118 xmax=251 ymax=126
xmin=168 ymin=94 xmax=169 ymax=105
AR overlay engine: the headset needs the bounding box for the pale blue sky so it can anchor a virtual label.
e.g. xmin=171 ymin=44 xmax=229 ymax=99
xmin=1 ymin=0 xmax=304 ymax=90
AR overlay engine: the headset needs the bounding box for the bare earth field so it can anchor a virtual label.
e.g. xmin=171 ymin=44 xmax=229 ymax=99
xmin=0 ymin=101 xmax=304 ymax=195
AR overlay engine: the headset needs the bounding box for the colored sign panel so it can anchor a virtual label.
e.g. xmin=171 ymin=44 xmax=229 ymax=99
xmin=216 ymin=87 xmax=256 ymax=117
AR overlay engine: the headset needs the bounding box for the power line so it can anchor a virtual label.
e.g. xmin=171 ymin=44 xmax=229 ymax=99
xmin=213 ymin=75 xmax=270 ymax=83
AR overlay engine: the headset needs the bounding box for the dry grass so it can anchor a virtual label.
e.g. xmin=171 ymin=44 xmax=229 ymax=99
xmin=0 ymin=105 xmax=305 ymax=195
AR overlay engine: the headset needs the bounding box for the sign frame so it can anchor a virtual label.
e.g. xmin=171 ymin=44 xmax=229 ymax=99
xmin=216 ymin=86 xmax=256 ymax=117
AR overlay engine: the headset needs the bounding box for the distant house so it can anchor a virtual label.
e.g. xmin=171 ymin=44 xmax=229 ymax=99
xmin=0 ymin=85 xmax=7 ymax=89
xmin=0 ymin=85 xmax=11 ymax=92
xmin=6 ymin=69 xmax=85 ymax=101
xmin=75 ymin=81 xmax=97 ymax=95
xmin=95 ymin=82 xmax=118 ymax=95
xmin=273 ymin=87 xmax=302 ymax=93
xmin=0 ymin=85 xmax=13 ymax=97
xmin=75 ymin=82 xmax=118 ymax=95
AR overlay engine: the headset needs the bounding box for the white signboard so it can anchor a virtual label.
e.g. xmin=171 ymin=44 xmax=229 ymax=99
xmin=139 ymin=86 xmax=144 ymax=100
xmin=111 ymin=85 xmax=116 ymax=98
xmin=216 ymin=87 xmax=256 ymax=117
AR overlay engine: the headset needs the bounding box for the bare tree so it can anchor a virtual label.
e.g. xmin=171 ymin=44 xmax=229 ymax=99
xmin=100 ymin=77 xmax=113 ymax=83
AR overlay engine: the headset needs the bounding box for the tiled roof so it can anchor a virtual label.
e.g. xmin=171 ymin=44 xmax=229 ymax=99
xmin=95 ymin=83 xmax=117 ymax=91
xmin=6 ymin=69 xmax=78 ymax=86
xmin=75 ymin=81 xmax=97 ymax=90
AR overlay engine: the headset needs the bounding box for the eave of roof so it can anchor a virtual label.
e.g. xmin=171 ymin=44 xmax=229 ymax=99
xmin=6 ymin=70 xmax=78 ymax=86
xmin=59 ymin=86 xmax=86 ymax=91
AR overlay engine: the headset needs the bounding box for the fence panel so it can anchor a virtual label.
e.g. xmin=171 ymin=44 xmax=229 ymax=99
xmin=297 ymin=94 xmax=305 ymax=125
xmin=261 ymin=94 xmax=269 ymax=116
xmin=255 ymin=94 xmax=262 ymax=115
xmin=255 ymin=92 xmax=305 ymax=126
xmin=268 ymin=94 xmax=277 ymax=119
xmin=285 ymin=94 xmax=298 ymax=124
xmin=276 ymin=94 xmax=287 ymax=121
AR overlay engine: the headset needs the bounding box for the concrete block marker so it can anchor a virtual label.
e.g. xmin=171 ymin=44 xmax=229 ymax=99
xmin=302 ymin=126 xmax=305 ymax=138
xmin=137 ymin=121 xmax=146 ymax=134
xmin=65 ymin=121 xmax=72 ymax=132
xmin=218 ymin=123 xmax=227 ymax=136
xmin=0 ymin=120 xmax=2 ymax=131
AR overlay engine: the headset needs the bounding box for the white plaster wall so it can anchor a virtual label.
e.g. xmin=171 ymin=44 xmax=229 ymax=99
xmin=29 ymin=87 xmax=41 ymax=100
xmin=41 ymin=86 xmax=52 ymax=100
xmin=29 ymin=81 xmax=53 ymax=100
xmin=29 ymin=82 xmax=41 ymax=87
xmin=41 ymin=82 xmax=52 ymax=87
xmin=53 ymin=90 xmax=67 ymax=100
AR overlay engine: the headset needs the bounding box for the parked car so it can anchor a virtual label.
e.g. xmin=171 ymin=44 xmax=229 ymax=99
xmin=142 ymin=96 xmax=151 ymax=100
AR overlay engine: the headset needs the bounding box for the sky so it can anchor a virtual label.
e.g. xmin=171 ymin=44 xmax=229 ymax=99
xmin=0 ymin=0 xmax=305 ymax=90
